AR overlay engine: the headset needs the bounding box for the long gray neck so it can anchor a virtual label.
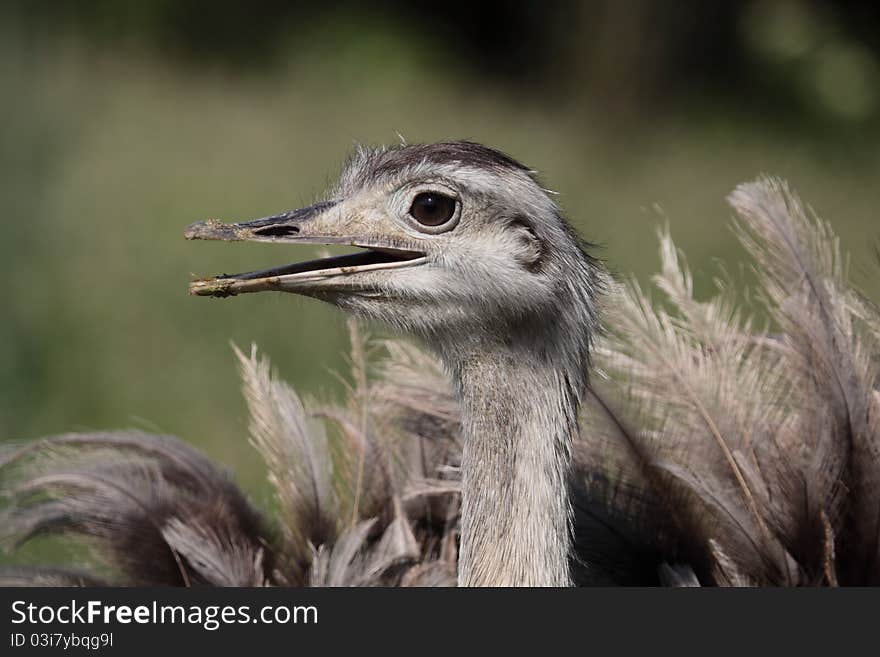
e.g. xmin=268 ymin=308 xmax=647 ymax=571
xmin=451 ymin=348 xmax=579 ymax=587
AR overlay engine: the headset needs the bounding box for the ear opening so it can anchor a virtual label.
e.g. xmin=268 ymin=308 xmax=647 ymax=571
xmin=508 ymin=216 xmax=546 ymax=273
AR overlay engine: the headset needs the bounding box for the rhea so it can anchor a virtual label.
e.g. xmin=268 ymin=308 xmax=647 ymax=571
xmin=186 ymin=142 xmax=604 ymax=586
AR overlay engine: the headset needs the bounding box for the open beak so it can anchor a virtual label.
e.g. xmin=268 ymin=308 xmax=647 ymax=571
xmin=185 ymin=201 xmax=425 ymax=297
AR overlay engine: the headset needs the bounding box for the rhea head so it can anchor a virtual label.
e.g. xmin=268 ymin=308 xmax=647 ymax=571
xmin=187 ymin=141 xmax=602 ymax=386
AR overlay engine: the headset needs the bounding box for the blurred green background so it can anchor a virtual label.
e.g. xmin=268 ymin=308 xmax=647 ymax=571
xmin=1 ymin=1 xmax=879 ymax=564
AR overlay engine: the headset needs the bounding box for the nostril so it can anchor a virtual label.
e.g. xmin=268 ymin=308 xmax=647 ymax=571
xmin=253 ymin=225 xmax=300 ymax=237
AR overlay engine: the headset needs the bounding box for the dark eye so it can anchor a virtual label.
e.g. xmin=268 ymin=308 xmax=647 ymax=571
xmin=409 ymin=192 xmax=456 ymax=227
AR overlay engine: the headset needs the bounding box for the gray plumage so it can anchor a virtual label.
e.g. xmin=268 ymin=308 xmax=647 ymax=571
xmin=1 ymin=432 xmax=277 ymax=586
xmin=2 ymin=142 xmax=878 ymax=586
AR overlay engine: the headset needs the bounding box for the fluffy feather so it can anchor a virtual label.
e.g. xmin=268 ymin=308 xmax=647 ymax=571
xmin=0 ymin=432 xmax=281 ymax=586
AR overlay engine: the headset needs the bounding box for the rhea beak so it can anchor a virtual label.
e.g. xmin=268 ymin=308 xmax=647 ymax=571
xmin=185 ymin=201 xmax=426 ymax=297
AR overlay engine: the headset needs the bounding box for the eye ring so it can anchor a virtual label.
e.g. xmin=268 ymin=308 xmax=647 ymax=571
xmin=408 ymin=191 xmax=458 ymax=232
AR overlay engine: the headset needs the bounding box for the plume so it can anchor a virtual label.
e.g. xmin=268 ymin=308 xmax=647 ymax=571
xmin=0 ymin=432 xmax=281 ymax=586
xmin=576 ymin=177 xmax=879 ymax=585
xmin=234 ymin=343 xmax=338 ymax=582
xmin=730 ymin=178 xmax=880 ymax=584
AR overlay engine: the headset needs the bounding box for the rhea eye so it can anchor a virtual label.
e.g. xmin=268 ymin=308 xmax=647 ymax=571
xmin=409 ymin=192 xmax=457 ymax=227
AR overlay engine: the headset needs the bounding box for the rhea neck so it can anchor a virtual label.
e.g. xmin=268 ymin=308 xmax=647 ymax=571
xmin=439 ymin=328 xmax=585 ymax=587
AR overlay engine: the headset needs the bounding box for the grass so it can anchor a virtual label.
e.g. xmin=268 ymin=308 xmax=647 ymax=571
xmin=1 ymin=25 xmax=878 ymax=567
